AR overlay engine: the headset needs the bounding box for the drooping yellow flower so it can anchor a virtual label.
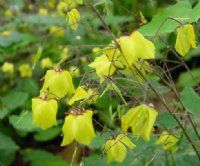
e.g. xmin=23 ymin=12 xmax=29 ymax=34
xmin=89 ymin=53 xmax=122 ymax=83
xmin=69 ymin=66 xmax=80 ymax=77
xmin=2 ymin=62 xmax=14 ymax=74
xmin=119 ymin=31 xmax=155 ymax=67
xmin=67 ymin=8 xmax=80 ymax=30
xmin=32 ymin=97 xmax=58 ymax=130
xmin=175 ymin=24 xmax=196 ymax=56
xmin=61 ymin=109 xmax=95 ymax=146
xmin=40 ymin=69 xmax=75 ymax=98
xmin=4 ymin=9 xmax=12 ymax=16
xmin=18 ymin=64 xmax=32 ymax=78
xmin=67 ymin=86 xmax=98 ymax=105
xmin=104 ymin=134 xmax=136 ymax=163
xmin=57 ymin=2 xmax=68 ymax=16
xmin=49 ymin=26 xmax=64 ymax=38
xmin=1 ymin=31 xmax=11 ymax=37
xmin=121 ymin=104 xmax=158 ymax=141
xmin=156 ymin=131 xmax=178 ymax=152
xmin=40 ymin=57 xmax=54 ymax=69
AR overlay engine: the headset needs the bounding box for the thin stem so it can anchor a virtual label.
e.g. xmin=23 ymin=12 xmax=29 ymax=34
xmin=70 ymin=145 xmax=78 ymax=166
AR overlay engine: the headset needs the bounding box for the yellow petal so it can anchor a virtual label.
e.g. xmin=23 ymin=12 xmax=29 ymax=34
xmin=74 ymin=111 xmax=95 ymax=145
xmin=40 ymin=69 xmax=75 ymax=98
xmin=61 ymin=110 xmax=95 ymax=146
xmin=142 ymin=106 xmax=158 ymax=141
xmin=130 ymin=31 xmax=155 ymax=59
xmin=116 ymin=134 xmax=136 ymax=149
xmin=67 ymin=9 xmax=80 ymax=30
xmin=61 ymin=115 xmax=76 ymax=146
xmin=89 ymin=54 xmax=117 ymax=83
xmin=68 ymin=87 xmax=88 ymax=105
xmin=119 ymin=31 xmax=155 ymax=67
xmin=156 ymin=131 xmax=178 ymax=152
xmin=18 ymin=64 xmax=32 ymax=78
xmin=2 ymin=62 xmax=14 ymax=74
xmin=32 ymin=98 xmax=58 ymax=130
xmin=175 ymin=24 xmax=196 ymax=56
xmin=105 ymin=139 xmax=127 ymax=163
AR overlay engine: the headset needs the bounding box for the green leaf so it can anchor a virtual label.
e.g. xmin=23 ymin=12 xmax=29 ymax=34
xmin=0 ymin=92 xmax=28 ymax=110
xmin=34 ymin=126 xmax=61 ymax=142
xmin=0 ymin=132 xmax=19 ymax=151
xmin=23 ymin=149 xmax=69 ymax=166
xmin=0 ymin=108 xmax=10 ymax=119
xmin=176 ymin=68 xmax=200 ymax=88
xmin=174 ymin=154 xmax=200 ymax=166
xmin=189 ymin=1 xmax=200 ymax=22
xmin=0 ymin=132 xmax=18 ymax=165
xmin=89 ymin=132 xmax=110 ymax=149
xmin=180 ymin=87 xmax=200 ymax=115
xmin=0 ymin=150 xmax=16 ymax=166
xmin=9 ymin=111 xmax=39 ymax=132
xmin=138 ymin=1 xmax=192 ymax=36
xmin=0 ymin=31 xmax=22 ymax=47
xmin=156 ymin=111 xmax=178 ymax=129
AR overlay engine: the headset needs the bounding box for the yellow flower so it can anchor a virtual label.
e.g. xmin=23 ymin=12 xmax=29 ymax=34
xmin=57 ymin=2 xmax=68 ymax=16
xmin=119 ymin=31 xmax=155 ymax=67
xmin=40 ymin=69 xmax=75 ymax=98
xmin=1 ymin=31 xmax=11 ymax=37
xmin=61 ymin=110 xmax=95 ymax=146
xmin=32 ymin=97 xmax=58 ymax=130
xmin=175 ymin=24 xmax=196 ymax=56
xmin=49 ymin=26 xmax=64 ymax=38
xmin=48 ymin=0 xmax=55 ymax=9
xmin=89 ymin=53 xmax=122 ymax=83
xmin=156 ymin=131 xmax=178 ymax=152
xmin=4 ymin=9 xmax=12 ymax=16
xmin=69 ymin=66 xmax=80 ymax=77
xmin=68 ymin=86 xmax=98 ymax=105
xmin=67 ymin=8 xmax=80 ymax=30
xmin=18 ymin=64 xmax=32 ymax=78
xmin=121 ymin=104 xmax=158 ymax=141
xmin=2 ymin=62 xmax=14 ymax=74
xmin=40 ymin=57 xmax=54 ymax=69
xmin=38 ymin=8 xmax=48 ymax=15
xmin=104 ymin=134 xmax=136 ymax=163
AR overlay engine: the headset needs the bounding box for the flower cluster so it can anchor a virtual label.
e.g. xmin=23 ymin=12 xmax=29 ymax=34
xmin=89 ymin=31 xmax=155 ymax=83
xmin=57 ymin=0 xmax=83 ymax=30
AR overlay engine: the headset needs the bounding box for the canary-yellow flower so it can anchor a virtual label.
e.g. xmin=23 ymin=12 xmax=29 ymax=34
xmin=68 ymin=86 xmax=98 ymax=105
xmin=67 ymin=8 xmax=80 ymax=30
xmin=61 ymin=110 xmax=95 ymax=146
xmin=18 ymin=64 xmax=32 ymax=78
xmin=32 ymin=97 xmax=58 ymax=130
xmin=40 ymin=69 xmax=75 ymax=98
xmin=105 ymin=134 xmax=136 ymax=163
xmin=2 ymin=62 xmax=14 ymax=74
xmin=175 ymin=24 xmax=196 ymax=56
xmin=156 ymin=131 xmax=178 ymax=152
xmin=121 ymin=104 xmax=158 ymax=141
xmin=119 ymin=31 xmax=155 ymax=67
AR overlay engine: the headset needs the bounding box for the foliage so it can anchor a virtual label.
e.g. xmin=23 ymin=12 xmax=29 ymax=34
xmin=1 ymin=0 xmax=200 ymax=165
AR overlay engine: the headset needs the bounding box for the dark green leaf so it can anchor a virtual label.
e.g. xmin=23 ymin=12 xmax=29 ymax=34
xmin=23 ymin=149 xmax=69 ymax=166
xmin=1 ymin=92 xmax=28 ymax=110
xmin=156 ymin=111 xmax=178 ymax=129
xmin=34 ymin=126 xmax=61 ymax=142
xmin=180 ymin=87 xmax=200 ymax=115
xmin=9 ymin=111 xmax=39 ymax=132
xmin=138 ymin=1 xmax=192 ymax=36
